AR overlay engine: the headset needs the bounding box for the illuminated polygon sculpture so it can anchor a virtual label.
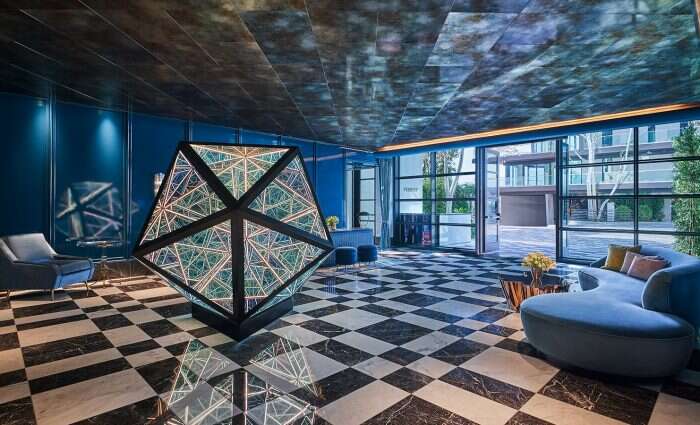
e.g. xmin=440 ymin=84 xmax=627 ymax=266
xmin=133 ymin=142 xmax=333 ymax=339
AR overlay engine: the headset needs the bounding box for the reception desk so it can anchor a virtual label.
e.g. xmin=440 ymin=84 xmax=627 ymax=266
xmin=322 ymin=228 xmax=374 ymax=267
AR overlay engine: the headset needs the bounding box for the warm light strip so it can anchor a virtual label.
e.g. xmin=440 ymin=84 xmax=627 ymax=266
xmin=377 ymin=103 xmax=700 ymax=152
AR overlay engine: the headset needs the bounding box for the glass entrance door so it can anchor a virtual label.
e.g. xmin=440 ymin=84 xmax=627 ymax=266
xmin=483 ymin=148 xmax=500 ymax=254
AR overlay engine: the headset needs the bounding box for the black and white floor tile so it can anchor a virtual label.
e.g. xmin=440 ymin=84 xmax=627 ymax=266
xmin=0 ymin=250 xmax=698 ymax=425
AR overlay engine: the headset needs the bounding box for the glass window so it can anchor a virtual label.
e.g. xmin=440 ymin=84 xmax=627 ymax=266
xmin=637 ymin=197 xmax=700 ymax=233
xmin=639 ymin=121 xmax=700 ymax=160
xmin=562 ymin=198 xmax=634 ymax=229
xmin=437 ymin=200 xmax=475 ymax=217
xmin=562 ymin=165 xmax=634 ymax=197
xmin=438 ymin=213 xmax=474 ymax=226
xmin=359 ymin=200 xmax=375 ymax=216
xmin=437 ymin=174 xmax=475 ymax=199
xmin=399 ymin=201 xmax=431 ymax=215
xmin=399 ymin=153 xmax=429 ymax=177
xmin=436 ymin=148 xmax=475 ymax=174
xmin=563 ymin=129 xmax=634 ymax=165
xmin=360 ymin=180 xmax=374 ymax=199
xmin=439 ymin=226 xmax=476 ymax=249
xmin=398 ymin=178 xmax=430 ymax=200
xmin=561 ymin=231 xmax=634 ymax=260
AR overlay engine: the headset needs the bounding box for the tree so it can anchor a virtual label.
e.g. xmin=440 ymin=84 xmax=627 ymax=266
xmin=672 ymin=125 xmax=700 ymax=255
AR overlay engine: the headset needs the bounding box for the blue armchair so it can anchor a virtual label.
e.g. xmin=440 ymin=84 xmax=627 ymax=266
xmin=0 ymin=233 xmax=94 ymax=300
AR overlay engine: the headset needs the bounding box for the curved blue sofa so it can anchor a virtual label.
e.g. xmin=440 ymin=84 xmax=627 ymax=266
xmin=521 ymin=246 xmax=699 ymax=377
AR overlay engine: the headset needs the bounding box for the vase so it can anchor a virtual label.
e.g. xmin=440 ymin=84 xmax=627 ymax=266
xmin=530 ymin=267 xmax=543 ymax=288
xmin=328 ymin=224 xmax=336 ymax=231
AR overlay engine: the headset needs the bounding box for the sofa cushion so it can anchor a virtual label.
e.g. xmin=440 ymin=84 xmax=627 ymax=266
xmin=627 ymin=256 xmax=667 ymax=280
xmin=602 ymin=244 xmax=640 ymax=271
xmin=620 ymin=251 xmax=643 ymax=274
xmin=578 ymin=267 xmax=645 ymax=304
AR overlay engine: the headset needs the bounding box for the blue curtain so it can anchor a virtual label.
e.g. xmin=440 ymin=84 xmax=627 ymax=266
xmin=378 ymin=158 xmax=393 ymax=249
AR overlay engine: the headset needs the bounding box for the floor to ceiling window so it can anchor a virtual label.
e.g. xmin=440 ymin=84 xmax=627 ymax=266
xmin=394 ymin=148 xmax=476 ymax=250
xmin=559 ymin=122 xmax=700 ymax=261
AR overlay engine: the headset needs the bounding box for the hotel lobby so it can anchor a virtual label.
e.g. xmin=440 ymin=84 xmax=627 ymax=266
xmin=1 ymin=1 xmax=699 ymax=424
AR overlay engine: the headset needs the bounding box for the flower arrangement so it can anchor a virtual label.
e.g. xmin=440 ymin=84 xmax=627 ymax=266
xmin=325 ymin=216 xmax=339 ymax=230
xmin=522 ymin=252 xmax=555 ymax=287
xmin=522 ymin=252 xmax=556 ymax=271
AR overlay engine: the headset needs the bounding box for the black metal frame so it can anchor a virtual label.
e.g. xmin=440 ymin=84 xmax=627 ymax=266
xmin=132 ymin=141 xmax=334 ymax=339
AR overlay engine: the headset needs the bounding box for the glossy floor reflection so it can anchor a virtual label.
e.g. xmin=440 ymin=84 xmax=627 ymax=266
xmin=0 ymin=250 xmax=698 ymax=425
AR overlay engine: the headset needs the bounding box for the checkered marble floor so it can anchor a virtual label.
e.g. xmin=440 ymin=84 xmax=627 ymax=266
xmin=1 ymin=250 xmax=698 ymax=425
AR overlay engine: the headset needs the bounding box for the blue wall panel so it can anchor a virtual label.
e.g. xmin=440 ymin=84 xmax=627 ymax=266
xmin=315 ymin=144 xmax=346 ymax=227
xmin=193 ymin=122 xmax=237 ymax=143
xmin=282 ymin=136 xmax=316 ymax=184
xmin=54 ymin=102 xmax=125 ymax=258
xmin=131 ymin=114 xmax=186 ymax=251
xmin=241 ymin=129 xmax=278 ymax=145
xmin=0 ymin=94 xmax=48 ymax=237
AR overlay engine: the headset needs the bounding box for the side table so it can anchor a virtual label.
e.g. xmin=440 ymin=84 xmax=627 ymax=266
xmin=499 ymin=271 xmax=569 ymax=312
xmin=76 ymin=239 xmax=124 ymax=288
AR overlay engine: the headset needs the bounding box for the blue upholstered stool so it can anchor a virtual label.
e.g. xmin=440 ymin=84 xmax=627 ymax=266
xmin=357 ymin=245 xmax=378 ymax=264
xmin=334 ymin=247 xmax=357 ymax=271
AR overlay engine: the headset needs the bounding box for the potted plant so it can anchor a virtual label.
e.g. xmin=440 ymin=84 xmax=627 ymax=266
xmin=326 ymin=216 xmax=339 ymax=231
xmin=522 ymin=252 xmax=556 ymax=288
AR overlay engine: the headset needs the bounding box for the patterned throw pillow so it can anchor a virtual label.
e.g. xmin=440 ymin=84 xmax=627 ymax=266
xmin=602 ymin=244 xmax=641 ymax=271
xmin=627 ymin=256 xmax=668 ymax=280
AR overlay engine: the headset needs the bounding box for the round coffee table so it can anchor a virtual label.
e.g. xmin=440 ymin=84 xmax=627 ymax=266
xmin=76 ymin=239 xmax=124 ymax=287
xmin=499 ymin=271 xmax=569 ymax=312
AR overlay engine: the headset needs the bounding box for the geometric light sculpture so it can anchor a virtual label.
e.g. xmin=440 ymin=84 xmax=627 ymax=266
xmin=133 ymin=142 xmax=333 ymax=339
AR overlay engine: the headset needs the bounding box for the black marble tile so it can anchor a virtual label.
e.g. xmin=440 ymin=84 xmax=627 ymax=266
xmin=356 ymin=319 xmax=432 ymax=346
xmin=0 ymin=332 xmax=20 ymax=352
xmin=136 ymin=357 xmax=183 ymax=395
xmin=12 ymin=300 xmax=79 ymax=319
xmin=495 ymin=339 xmax=545 ymax=360
xmin=303 ymin=304 xmax=352 ymax=318
xmin=117 ymin=304 xmax=147 ymax=313
xmin=215 ymin=332 xmax=300 ymax=366
xmin=73 ymin=396 xmax=170 ymax=425
xmin=101 ymin=293 xmax=134 ymax=304
xmin=412 ymin=308 xmax=462 ymax=324
xmin=137 ymin=319 xmax=182 ymax=338
xmin=82 ymin=305 xmax=115 ymax=314
xmin=468 ymin=308 xmax=511 ymax=323
xmin=390 ymin=293 xmax=447 ymax=308
xmin=0 ymin=369 xmax=26 ymax=387
xmin=291 ymin=368 xmax=375 ymax=407
xmin=452 ymin=296 xmax=499 ymax=307
xmin=29 ymin=358 xmax=131 ymax=394
xmin=21 ymin=333 xmax=114 ymax=367
xmin=661 ymin=379 xmax=700 ymax=403
xmin=358 ymin=303 xmax=406 ymax=318
xmin=439 ymin=324 xmax=475 ymax=338
xmin=474 ymin=286 xmax=505 ymax=297
xmin=0 ymin=397 xmax=36 ymax=425
xmin=152 ymin=302 xmax=191 ymax=318
xmin=292 ymin=293 xmax=322 ymax=306
xmin=506 ymin=411 xmax=554 ymax=425
xmin=121 ymin=281 xmax=165 ymax=292
xmin=308 ymin=339 xmax=373 ymax=366
xmin=441 ymin=367 xmax=533 ymax=409
xmin=540 ymin=370 xmax=658 ymax=425
xmin=382 ymin=367 xmax=434 ymax=393
xmin=138 ymin=294 xmax=181 ymax=304
xmin=16 ymin=313 xmax=88 ymax=331
xmin=164 ymin=340 xmax=192 ymax=356
xmin=380 ymin=347 xmax=424 ymax=366
xmin=364 ymin=395 xmax=476 ymax=425
xmin=187 ymin=326 xmax=218 ymax=338
xmin=297 ymin=319 xmax=349 ymax=338
xmin=92 ymin=314 xmax=134 ymax=331
xmin=429 ymin=339 xmax=489 ymax=366
xmin=117 ymin=339 xmax=161 ymax=356
xmin=481 ymin=324 xmax=517 ymax=337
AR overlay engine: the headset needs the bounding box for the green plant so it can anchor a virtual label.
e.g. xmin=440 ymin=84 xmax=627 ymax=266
xmin=672 ymin=125 xmax=700 ymax=255
xmin=614 ymin=204 xmax=633 ymax=221
xmin=325 ymin=216 xmax=339 ymax=227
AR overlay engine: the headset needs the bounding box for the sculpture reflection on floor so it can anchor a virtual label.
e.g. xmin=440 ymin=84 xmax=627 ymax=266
xmin=134 ymin=143 xmax=333 ymax=339
xmin=166 ymin=338 xmax=317 ymax=424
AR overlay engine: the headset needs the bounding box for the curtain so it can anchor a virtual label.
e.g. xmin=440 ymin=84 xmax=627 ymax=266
xmin=378 ymin=158 xmax=393 ymax=249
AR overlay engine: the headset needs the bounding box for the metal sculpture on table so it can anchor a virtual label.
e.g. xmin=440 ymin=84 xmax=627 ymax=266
xmin=133 ymin=142 xmax=333 ymax=339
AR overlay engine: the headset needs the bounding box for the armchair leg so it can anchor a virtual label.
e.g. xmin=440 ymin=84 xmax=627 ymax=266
xmin=50 ymin=288 xmax=55 ymax=302
xmin=84 ymin=281 xmax=89 ymax=294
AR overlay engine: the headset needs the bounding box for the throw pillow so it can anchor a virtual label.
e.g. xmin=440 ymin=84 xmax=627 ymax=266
xmin=619 ymin=251 xmax=643 ymax=274
xmin=627 ymin=256 xmax=667 ymax=280
xmin=602 ymin=244 xmax=641 ymax=271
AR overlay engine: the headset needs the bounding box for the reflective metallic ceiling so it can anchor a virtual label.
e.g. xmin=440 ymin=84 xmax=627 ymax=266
xmin=0 ymin=0 xmax=698 ymax=149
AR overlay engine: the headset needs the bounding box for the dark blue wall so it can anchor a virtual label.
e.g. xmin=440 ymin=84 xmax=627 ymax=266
xmin=0 ymin=92 xmax=350 ymax=258
xmin=0 ymin=94 xmax=49 ymax=237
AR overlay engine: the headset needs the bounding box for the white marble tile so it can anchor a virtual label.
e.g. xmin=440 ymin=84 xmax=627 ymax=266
xmin=127 ymin=286 xmax=178 ymax=301
xmin=0 ymin=381 xmax=30 ymax=404
xmin=395 ymin=313 xmax=448 ymax=331
xmin=454 ymin=318 xmax=488 ymax=330
xmin=333 ymin=331 xmax=396 ymax=355
xmin=272 ymin=325 xmax=327 ymax=346
xmin=426 ymin=300 xmax=486 ymax=318
xmin=319 ymin=380 xmax=408 ymax=425
xmin=281 ymin=313 xmax=313 ymax=324
xmin=19 ymin=319 xmax=99 ymax=346
xmin=406 ymin=356 xmax=456 ymax=379
xmin=493 ymin=313 xmax=522 ymax=330
xmin=0 ymin=324 xmax=17 ymax=335
xmin=374 ymin=299 xmax=420 ymax=312
xmin=103 ymin=325 xmax=151 ymax=347
xmin=122 ymin=308 xmax=163 ymax=324
xmin=248 ymin=347 xmax=345 ymax=392
xmin=401 ymin=331 xmax=459 ymax=355
xmin=521 ymin=394 xmax=626 ymax=425
xmin=461 ymin=347 xmax=558 ymax=392
xmin=73 ymin=296 xmax=108 ymax=309
xmin=293 ymin=300 xmax=334 ymax=313
xmin=126 ymin=348 xmax=173 ymax=368
xmin=353 ymin=356 xmax=403 ymax=379
xmin=340 ymin=299 xmax=368 ymax=308
xmin=465 ymin=331 xmax=505 ymax=346
xmin=32 ymin=369 xmax=156 ymax=425
xmin=0 ymin=348 xmax=24 ymax=374
xmin=375 ymin=289 xmax=411 ymax=300
xmin=648 ymin=393 xmax=700 ymax=425
xmin=415 ymin=380 xmax=516 ymax=425
xmin=13 ymin=309 xmax=82 ymax=326
xmin=167 ymin=316 xmax=206 ymax=331
xmin=319 ymin=308 xmax=386 ymax=330
xmin=438 ymin=281 xmax=488 ymax=292
xmin=200 ymin=333 xmax=234 ymax=347
xmin=154 ymin=331 xmax=193 ymax=347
